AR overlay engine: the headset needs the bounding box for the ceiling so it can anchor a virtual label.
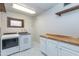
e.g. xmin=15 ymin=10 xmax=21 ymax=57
xmin=5 ymin=3 xmax=57 ymax=16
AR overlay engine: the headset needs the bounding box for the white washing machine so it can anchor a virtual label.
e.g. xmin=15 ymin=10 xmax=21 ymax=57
xmin=19 ymin=34 xmax=32 ymax=51
xmin=0 ymin=34 xmax=19 ymax=56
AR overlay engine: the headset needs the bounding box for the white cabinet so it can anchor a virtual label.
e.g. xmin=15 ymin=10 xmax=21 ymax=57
xmin=19 ymin=35 xmax=31 ymax=51
xmin=40 ymin=37 xmax=79 ymax=56
xmin=40 ymin=37 xmax=58 ymax=56
xmin=47 ymin=39 xmax=58 ymax=56
xmin=58 ymin=42 xmax=79 ymax=56
xmin=58 ymin=47 xmax=79 ymax=56
xmin=40 ymin=37 xmax=47 ymax=55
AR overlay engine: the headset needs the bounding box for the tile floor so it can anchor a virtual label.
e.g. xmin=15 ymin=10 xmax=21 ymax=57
xmin=11 ymin=42 xmax=44 ymax=56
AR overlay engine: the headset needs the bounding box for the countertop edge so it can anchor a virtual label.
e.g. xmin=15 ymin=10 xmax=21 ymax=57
xmin=40 ymin=35 xmax=79 ymax=46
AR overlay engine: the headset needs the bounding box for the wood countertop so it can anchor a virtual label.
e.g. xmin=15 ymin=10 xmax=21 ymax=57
xmin=40 ymin=33 xmax=79 ymax=46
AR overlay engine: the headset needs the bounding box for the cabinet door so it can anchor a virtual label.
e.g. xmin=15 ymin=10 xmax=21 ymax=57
xmin=47 ymin=39 xmax=58 ymax=56
xmin=59 ymin=47 xmax=79 ymax=56
xmin=58 ymin=42 xmax=79 ymax=56
xmin=40 ymin=37 xmax=47 ymax=54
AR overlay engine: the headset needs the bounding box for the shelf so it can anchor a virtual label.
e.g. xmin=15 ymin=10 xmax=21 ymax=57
xmin=56 ymin=5 xmax=79 ymax=16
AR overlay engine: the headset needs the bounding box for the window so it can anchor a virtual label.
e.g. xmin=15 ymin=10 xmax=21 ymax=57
xmin=7 ymin=17 xmax=24 ymax=28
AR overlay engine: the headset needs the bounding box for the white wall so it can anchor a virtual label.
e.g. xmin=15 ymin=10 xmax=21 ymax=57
xmin=0 ymin=11 xmax=39 ymax=43
xmin=36 ymin=3 xmax=79 ymax=40
xmin=31 ymin=17 xmax=40 ymax=42
xmin=0 ymin=11 xmax=32 ymax=35
xmin=1 ymin=3 xmax=79 ymax=43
